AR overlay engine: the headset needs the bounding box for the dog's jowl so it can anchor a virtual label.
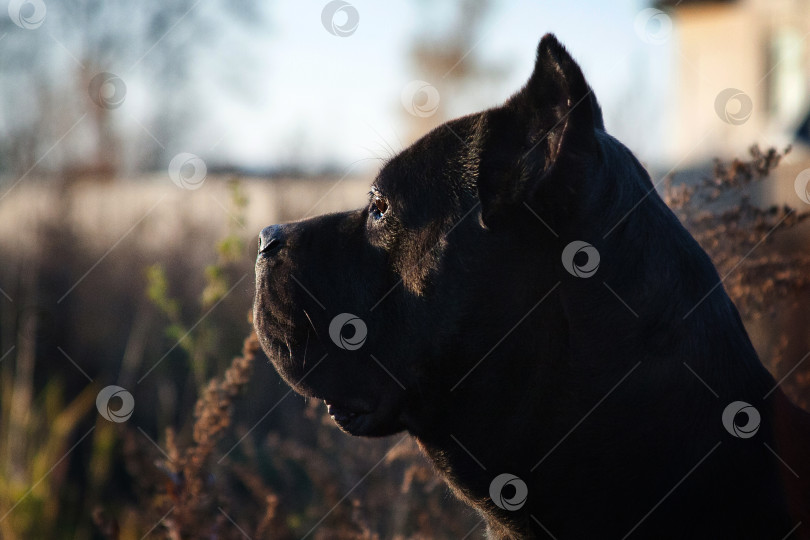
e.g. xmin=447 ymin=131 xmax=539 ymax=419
xmin=253 ymin=34 xmax=810 ymax=539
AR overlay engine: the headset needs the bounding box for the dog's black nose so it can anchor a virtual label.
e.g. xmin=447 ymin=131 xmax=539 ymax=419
xmin=258 ymin=225 xmax=284 ymax=255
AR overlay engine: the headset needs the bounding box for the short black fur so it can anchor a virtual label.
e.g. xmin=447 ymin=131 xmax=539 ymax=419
xmin=253 ymin=34 xmax=810 ymax=539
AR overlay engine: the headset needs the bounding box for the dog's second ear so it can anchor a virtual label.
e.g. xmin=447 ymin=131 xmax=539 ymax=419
xmin=478 ymin=34 xmax=604 ymax=230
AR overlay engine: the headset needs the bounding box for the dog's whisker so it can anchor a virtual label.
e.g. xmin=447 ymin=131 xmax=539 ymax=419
xmin=303 ymin=309 xmax=324 ymax=345
xmin=302 ymin=328 xmax=309 ymax=369
xmin=365 ymin=121 xmax=397 ymax=160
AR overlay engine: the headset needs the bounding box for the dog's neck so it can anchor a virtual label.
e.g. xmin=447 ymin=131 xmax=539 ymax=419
xmin=413 ymin=292 xmax=786 ymax=537
xmin=410 ymin=174 xmax=786 ymax=536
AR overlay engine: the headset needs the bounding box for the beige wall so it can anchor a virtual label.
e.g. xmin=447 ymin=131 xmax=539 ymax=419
xmin=0 ymin=175 xmax=373 ymax=259
xmin=666 ymin=0 xmax=810 ymax=166
xmin=668 ymin=4 xmax=767 ymax=164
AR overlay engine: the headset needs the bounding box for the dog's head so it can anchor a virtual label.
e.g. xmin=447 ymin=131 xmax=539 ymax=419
xmin=253 ymin=34 xmax=696 ymax=438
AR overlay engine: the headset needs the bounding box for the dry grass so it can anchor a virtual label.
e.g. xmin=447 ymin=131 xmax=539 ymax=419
xmin=665 ymin=144 xmax=810 ymax=407
xmin=1 ymin=147 xmax=809 ymax=538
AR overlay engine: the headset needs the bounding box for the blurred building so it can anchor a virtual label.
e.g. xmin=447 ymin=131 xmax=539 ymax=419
xmin=658 ymin=0 xmax=810 ymax=167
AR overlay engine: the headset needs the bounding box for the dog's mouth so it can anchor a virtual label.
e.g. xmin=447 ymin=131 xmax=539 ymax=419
xmin=324 ymin=399 xmax=375 ymax=433
xmin=321 ymin=395 xmax=407 ymax=436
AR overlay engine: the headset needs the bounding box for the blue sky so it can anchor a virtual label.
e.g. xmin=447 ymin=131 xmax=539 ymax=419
xmin=201 ymin=0 xmax=671 ymax=172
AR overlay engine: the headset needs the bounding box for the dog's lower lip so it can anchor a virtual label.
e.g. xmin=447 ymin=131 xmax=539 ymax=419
xmin=324 ymin=401 xmax=361 ymax=431
xmin=326 ymin=401 xmax=354 ymax=417
xmin=324 ymin=399 xmax=374 ymax=428
xmin=324 ymin=400 xmax=370 ymax=414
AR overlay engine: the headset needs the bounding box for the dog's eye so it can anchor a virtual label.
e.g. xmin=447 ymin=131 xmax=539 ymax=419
xmin=370 ymin=196 xmax=388 ymax=219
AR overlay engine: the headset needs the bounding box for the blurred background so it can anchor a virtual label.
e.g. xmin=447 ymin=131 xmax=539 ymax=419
xmin=1 ymin=0 xmax=810 ymax=538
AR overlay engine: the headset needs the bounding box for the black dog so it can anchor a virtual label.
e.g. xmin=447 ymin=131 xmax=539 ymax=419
xmin=253 ymin=34 xmax=810 ymax=539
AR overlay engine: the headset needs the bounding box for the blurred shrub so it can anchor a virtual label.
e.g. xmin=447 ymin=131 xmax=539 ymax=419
xmin=665 ymin=145 xmax=810 ymax=408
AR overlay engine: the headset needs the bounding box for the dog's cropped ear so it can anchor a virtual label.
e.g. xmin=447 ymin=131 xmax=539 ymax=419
xmin=478 ymin=34 xmax=604 ymax=230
